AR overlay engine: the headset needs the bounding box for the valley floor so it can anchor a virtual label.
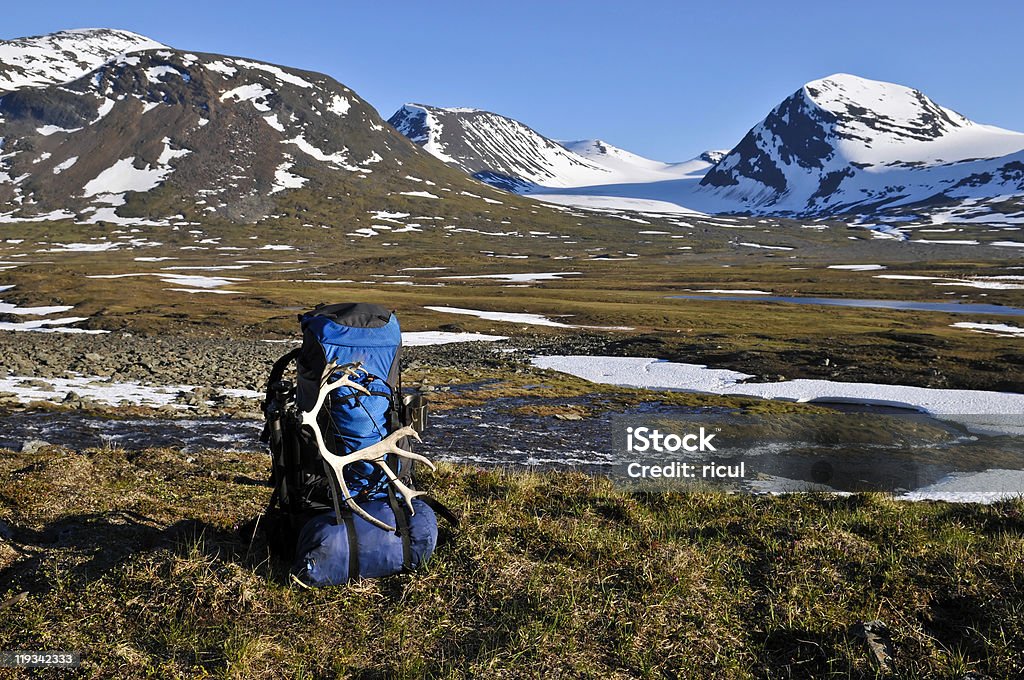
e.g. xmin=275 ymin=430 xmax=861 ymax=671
xmin=1 ymin=210 xmax=1023 ymax=677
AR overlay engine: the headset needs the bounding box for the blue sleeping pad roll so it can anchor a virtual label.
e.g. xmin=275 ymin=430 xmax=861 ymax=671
xmin=292 ymin=499 xmax=438 ymax=586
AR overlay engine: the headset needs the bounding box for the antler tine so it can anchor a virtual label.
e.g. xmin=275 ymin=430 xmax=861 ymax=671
xmin=330 ymin=467 xmax=395 ymax=531
xmin=375 ymin=460 xmax=427 ymax=515
xmin=337 ymin=426 xmax=435 ymax=472
xmin=319 ymin=360 xmax=366 ymax=388
xmin=333 ymin=426 xmax=435 ymax=516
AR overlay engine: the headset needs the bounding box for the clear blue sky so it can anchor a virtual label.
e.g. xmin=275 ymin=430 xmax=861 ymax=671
xmin=5 ymin=1 xmax=1023 ymax=161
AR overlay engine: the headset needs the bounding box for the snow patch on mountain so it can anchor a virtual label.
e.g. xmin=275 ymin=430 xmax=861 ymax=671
xmin=220 ymin=83 xmax=274 ymax=111
xmin=83 ymin=158 xmax=170 ymax=196
xmin=0 ymin=28 xmax=166 ymax=91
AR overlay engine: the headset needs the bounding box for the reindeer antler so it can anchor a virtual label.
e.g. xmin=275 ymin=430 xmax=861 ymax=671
xmin=300 ymin=361 xmax=436 ymax=531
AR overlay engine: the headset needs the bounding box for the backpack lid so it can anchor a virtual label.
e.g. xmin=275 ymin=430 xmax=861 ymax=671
xmin=299 ymin=303 xmax=401 ymax=377
xmin=302 ymin=302 xmax=392 ymax=329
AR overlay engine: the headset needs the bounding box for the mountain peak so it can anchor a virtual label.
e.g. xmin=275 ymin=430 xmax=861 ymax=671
xmin=0 ymin=40 xmax=448 ymax=225
xmin=799 ymin=72 xmax=972 ymax=135
xmin=0 ymin=28 xmax=166 ymax=91
xmin=399 ymin=102 xmax=483 ymax=115
xmin=50 ymin=27 xmax=157 ymax=41
xmin=388 ymin=104 xmax=606 ymax=187
xmin=698 ymin=72 xmax=1024 ymax=215
xmin=698 ymin=149 xmax=727 ymax=165
xmin=559 ymin=139 xmax=622 ymax=157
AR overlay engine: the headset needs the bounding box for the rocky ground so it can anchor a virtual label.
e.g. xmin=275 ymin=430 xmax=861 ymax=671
xmin=1 ymin=322 xmax=1021 ymax=424
xmin=0 ymin=329 xmax=618 ymax=420
xmin=0 ymin=328 xmax=612 ymax=387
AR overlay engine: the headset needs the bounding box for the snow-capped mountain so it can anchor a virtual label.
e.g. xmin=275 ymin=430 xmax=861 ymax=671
xmin=0 ymin=28 xmax=165 ymax=91
xmin=388 ymin=104 xmax=610 ymax=190
xmin=387 ymin=104 xmax=719 ymax=193
xmin=697 ymin=73 xmax=1024 ymax=217
xmin=393 ymin=76 xmax=1024 ymax=221
xmin=0 ymin=29 xmax=484 ymax=225
xmin=4 ymin=30 xmax=1022 ymax=226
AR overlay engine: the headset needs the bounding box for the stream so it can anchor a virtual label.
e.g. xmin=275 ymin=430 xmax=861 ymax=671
xmin=3 ymin=396 xmax=1024 ymax=501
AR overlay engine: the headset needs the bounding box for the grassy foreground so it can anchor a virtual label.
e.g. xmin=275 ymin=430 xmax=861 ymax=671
xmin=1 ymin=446 xmax=1022 ymax=679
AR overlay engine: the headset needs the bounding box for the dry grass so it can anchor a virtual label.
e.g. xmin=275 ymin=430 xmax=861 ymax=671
xmin=1 ymin=446 xmax=1022 ymax=678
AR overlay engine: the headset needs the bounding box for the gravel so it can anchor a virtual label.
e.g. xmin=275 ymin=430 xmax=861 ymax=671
xmin=0 ymin=329 xmax=629 ymax=417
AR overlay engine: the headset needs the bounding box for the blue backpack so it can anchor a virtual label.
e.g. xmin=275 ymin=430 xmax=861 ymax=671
xmin=260 ymin=302 xmax=456 ymax=586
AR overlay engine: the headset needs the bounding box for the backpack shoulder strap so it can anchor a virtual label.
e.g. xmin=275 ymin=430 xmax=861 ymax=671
xmin=264 ymin=348 xmax=301 ymax=403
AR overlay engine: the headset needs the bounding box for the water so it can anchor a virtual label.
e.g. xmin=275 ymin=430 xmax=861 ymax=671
xmin=0 ymin=398 xmax=693 ymax=474
xmin=3 ymin=399 xmax=1023 ymax=497
xmin=669 ymin=294 xmax=1024 ymax=316
xmin=0 ymin=412 xmax=264 ymax=453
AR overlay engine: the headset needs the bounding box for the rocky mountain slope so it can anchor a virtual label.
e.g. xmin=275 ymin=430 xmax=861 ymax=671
xmin=387 ymin=103 xmax=721 ymax=194
xmin=387 ymin=103 xmax=612 ymax=190
xmin=0 ymin=30 xmax=515 ymax=227
xmin=698 ymin=73 xmax=1024 ymax=218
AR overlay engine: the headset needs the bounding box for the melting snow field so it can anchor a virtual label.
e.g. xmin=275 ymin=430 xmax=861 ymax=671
xmin=0 ymin=286 xmax=105 ymax=333
xmin=0 ymin=317 xmax=107 ymax=334
xmin=533 ymin=194 xmax=704 ymax=214
xmin=827 ymin=264 xmax=886 ymax=271
xmin=440 ymin=272 xmax=581 ymax=283
xmin=899 ymin=470 xmax=1024 ymax=503
xmin=401 ymin=331 xmax=508 ymax=346
xmin=0 ymin=376 xmax=197 ymax=406
xmin=426 ymin=306 xmax=633 ymax=330
xmin=739 ymin=242 xmax=794 ymax=251
xmin=951 ymin=322 xmax=1024 ymax=337
xmin=0 ymin=297 xmax=73 ymax=316
xmin=876 ymin=273 xmax=1024 ymax=290
xmin=87 ymin=272 xmax=247 ymax=293
xmin=693 ymin=289 xmax=771 ymax=295
xmin=0 ymin=375 xmax=265 ymax=407
xmin=532 ymin=355 xmax=1024 ymax=502
xmin=531 ymin=355 xmax=1024 ymax=422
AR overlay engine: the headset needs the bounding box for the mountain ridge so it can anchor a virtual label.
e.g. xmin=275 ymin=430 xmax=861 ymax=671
xmin=3 ymin=30 xmax=1023 ymax=228
xmin=0 ymin=30 xmax=521 ymax=228
xmin=387 ymin=103 xmax=724 ymax=196
xmin=392 ymin=74 xmax=1024 ymax=222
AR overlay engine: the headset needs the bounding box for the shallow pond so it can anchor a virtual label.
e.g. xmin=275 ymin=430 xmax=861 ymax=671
xmin=669 ymin=294 xmax=1024 ymax=316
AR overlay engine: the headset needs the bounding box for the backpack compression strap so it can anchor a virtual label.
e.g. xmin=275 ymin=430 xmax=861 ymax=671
xmin=419 ymin=496 xmax=460 ymax=528
xmin=322 ymin=457 xmax=360 ymax=581
xmin=385 ymin=468 xmax=414 ymax=571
